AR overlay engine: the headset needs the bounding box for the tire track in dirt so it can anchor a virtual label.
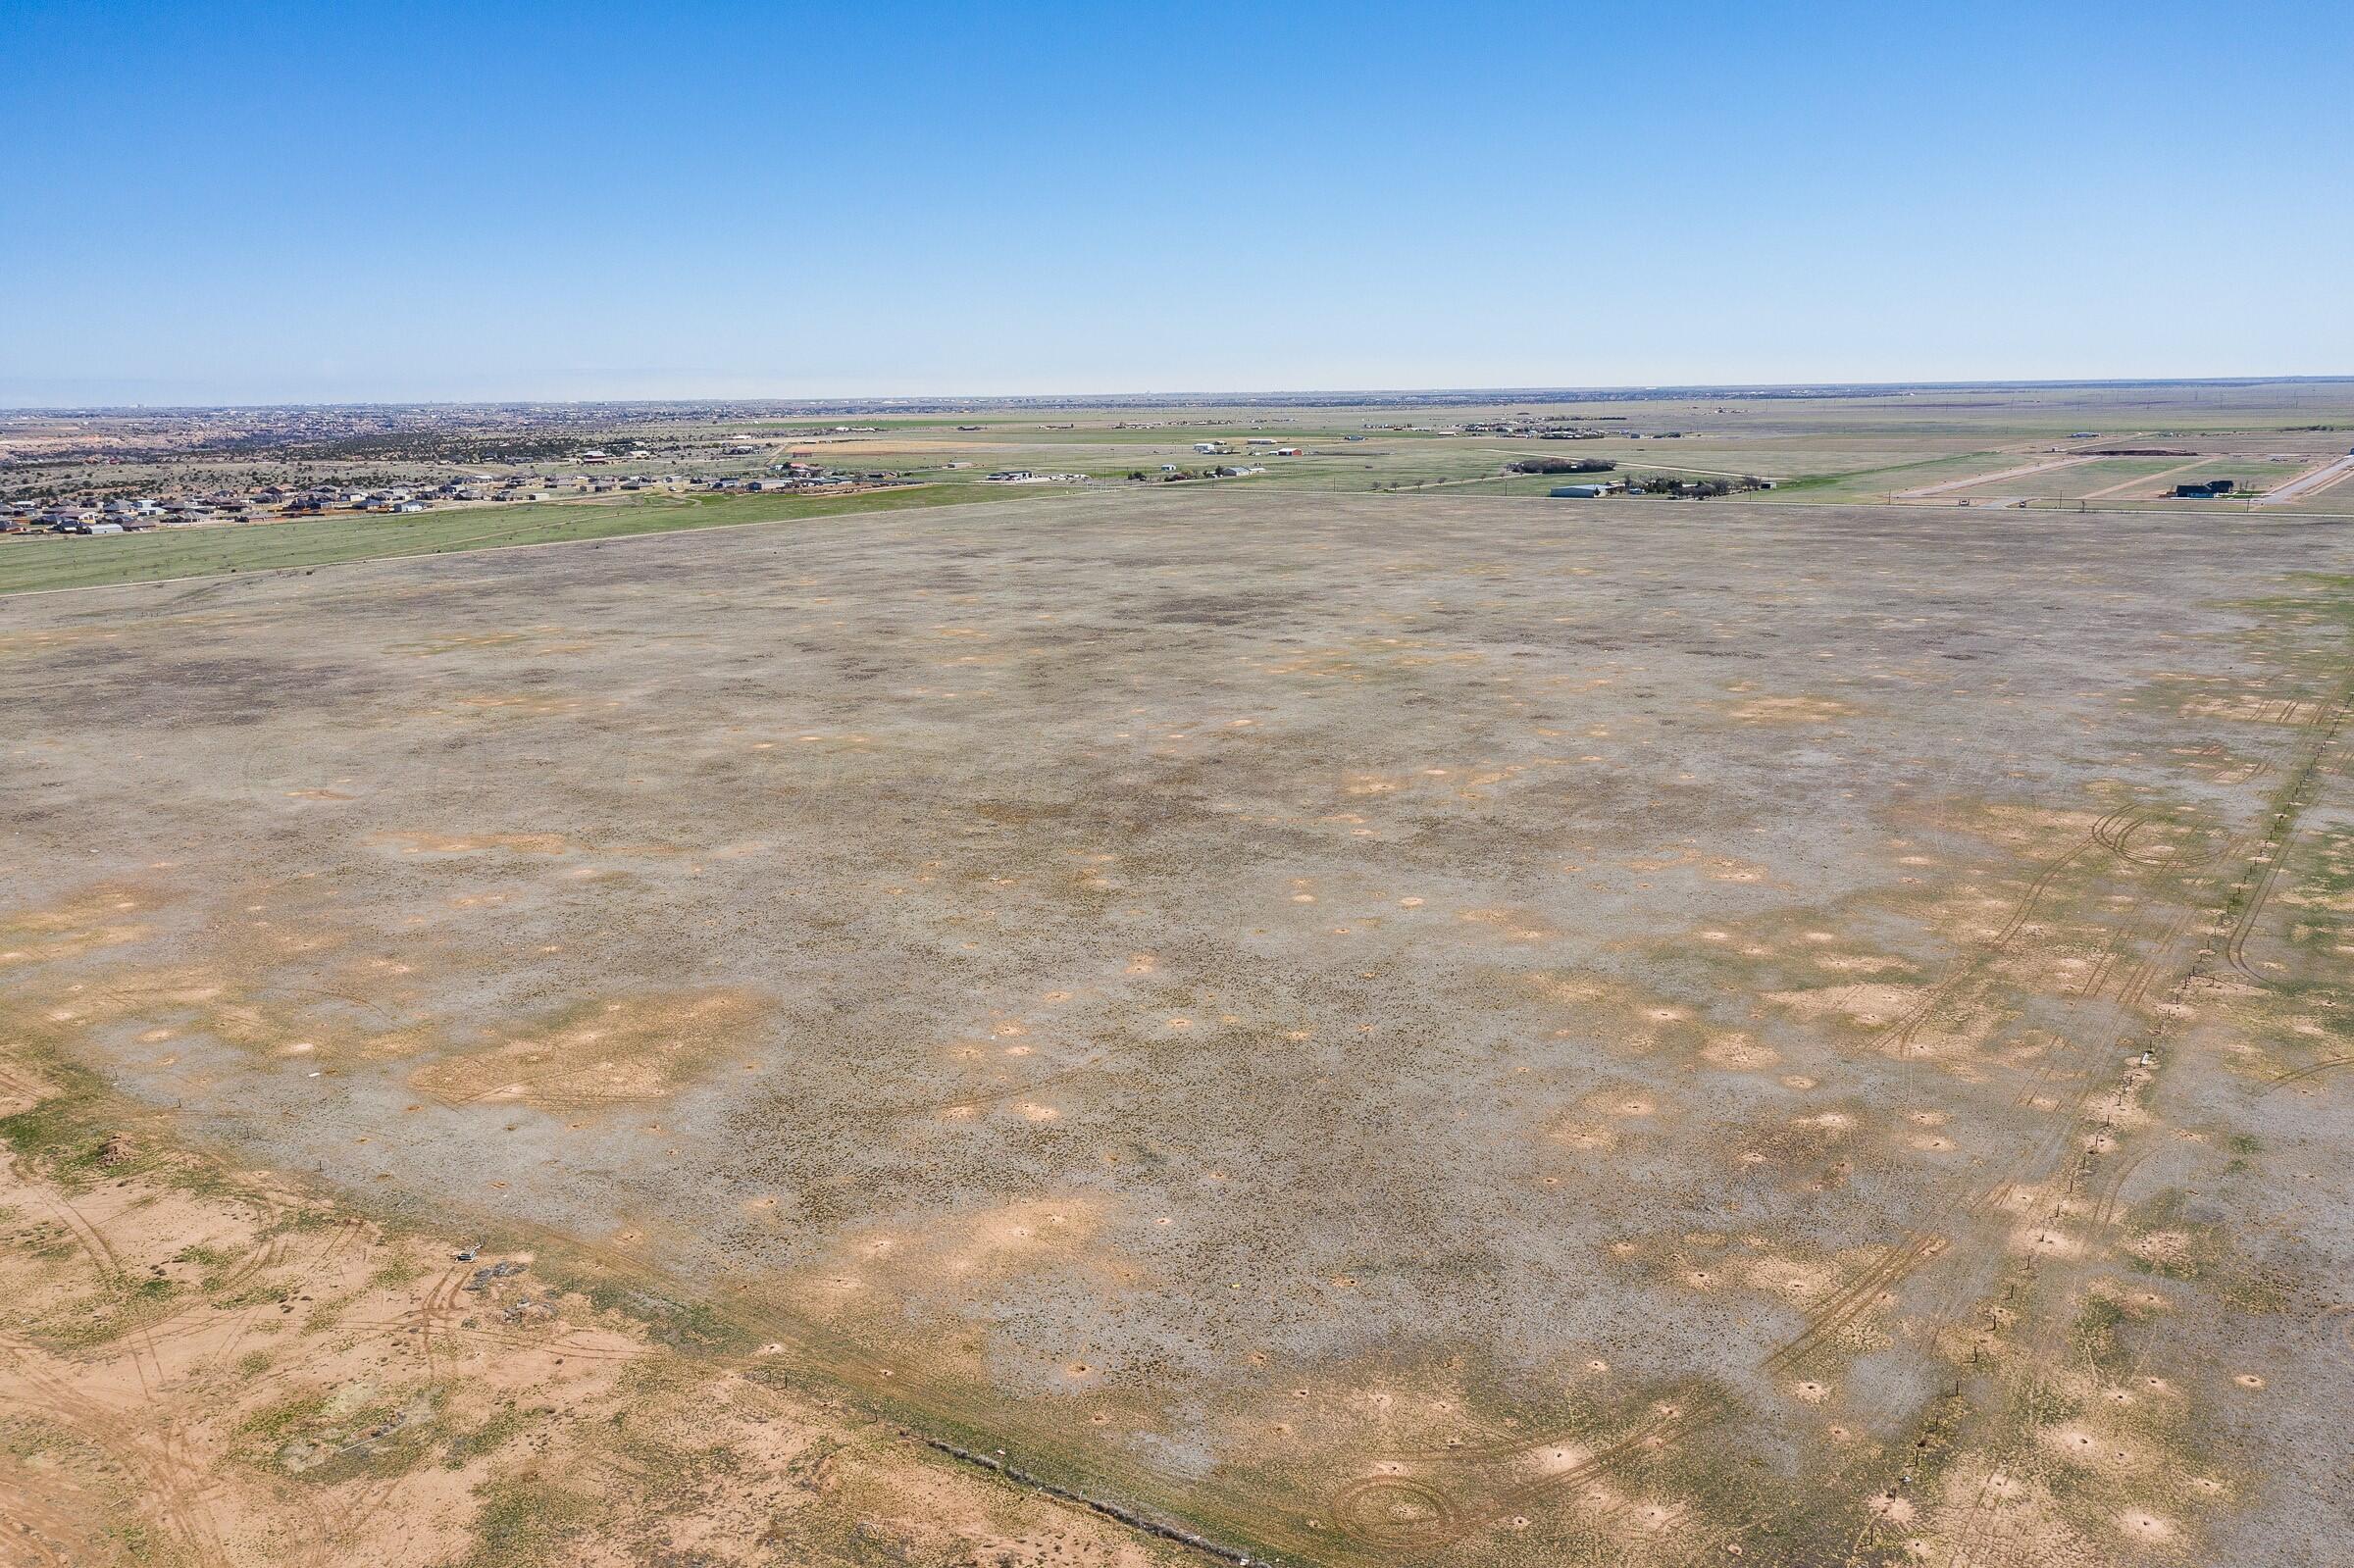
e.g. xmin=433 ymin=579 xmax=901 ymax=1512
xmin=2219 ymin=682 xmax=2354 ymax=986
xmin=1934 ymin=777 xmax=2277 ymax=1568
xmin=2260 ymin=1054 xmax=2354 ymax=1095
xmin=1672 ymin=777 xmax=2259 ymax=1567
xmin=0 ymin=1330 xmax=224 ymax=1566
xmin=1294 ymin=800 xmax=2208 ymax=1558
xmin=1870 ymin=808 xmax=2139 ymax=1062
xmin=2073 ymin=820 xmax=2225 ymax=1003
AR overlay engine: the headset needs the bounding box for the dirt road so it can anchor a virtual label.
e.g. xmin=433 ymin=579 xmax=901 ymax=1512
xmin=1895 ymin=454 xmax=2100 ymax=499
xmin=2078 ymin=457 xmax=2214 ymax=501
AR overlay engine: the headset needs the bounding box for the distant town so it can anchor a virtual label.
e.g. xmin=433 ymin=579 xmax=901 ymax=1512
xmin=5 ymin=381 xmax=2348 ymax=554
xmin=3 ymin=461 xmax=908 ymax=534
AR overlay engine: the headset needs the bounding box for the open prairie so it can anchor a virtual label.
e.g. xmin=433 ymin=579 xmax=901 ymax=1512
xmin=6 ymin=488 xmax=2354 ymax=1567
xmin=12 ymin=380 xmax=2354 ymax=598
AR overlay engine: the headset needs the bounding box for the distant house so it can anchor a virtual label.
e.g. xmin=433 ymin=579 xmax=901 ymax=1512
xmin=1192 ymin=441 xmax=1228 ymax=455
xmin=1549 ymin=483 xmax=1611 ymax=499
xmin=2174 ymin=481 xmax=2234 ymax=498
xmin=392 ymin=500 xmax=428 ymax=513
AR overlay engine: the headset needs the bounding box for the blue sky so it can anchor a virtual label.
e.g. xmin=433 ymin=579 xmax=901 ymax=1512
xmin=2 ymin=0 xmax=2348 ymax=405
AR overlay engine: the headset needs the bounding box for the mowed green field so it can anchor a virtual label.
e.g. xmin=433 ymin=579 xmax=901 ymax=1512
xmin=0 ymin=483 xmax=1038 ymax=596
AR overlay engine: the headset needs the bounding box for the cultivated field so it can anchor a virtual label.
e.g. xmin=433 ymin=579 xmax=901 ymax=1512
xmin=0 ymin=483 xmax=1036 ymax=597
xmin=5 ymin=488 xmax=2354 ymax=1567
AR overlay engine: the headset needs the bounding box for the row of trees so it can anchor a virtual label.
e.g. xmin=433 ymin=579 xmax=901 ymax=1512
xmin=1632 ymin=473 xmax=1768 ymax=497
xmin=1509 ymin=457 xmax=1616 ymax=475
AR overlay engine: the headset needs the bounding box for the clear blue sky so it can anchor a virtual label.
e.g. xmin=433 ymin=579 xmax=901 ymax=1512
xmin=3 ymin=0 xmax=2348 ymax=405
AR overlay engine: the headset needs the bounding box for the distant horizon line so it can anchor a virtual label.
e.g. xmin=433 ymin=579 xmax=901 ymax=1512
xmin=5 ymin=373 xmax=2352 ymax=419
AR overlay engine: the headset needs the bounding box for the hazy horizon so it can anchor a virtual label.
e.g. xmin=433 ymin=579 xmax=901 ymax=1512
xmin=7 ymin=373 xmax=2354 ymax=419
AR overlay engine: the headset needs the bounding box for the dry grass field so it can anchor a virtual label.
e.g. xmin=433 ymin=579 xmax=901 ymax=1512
xmin=6 ymin=487 xmax=2354 ymax=1566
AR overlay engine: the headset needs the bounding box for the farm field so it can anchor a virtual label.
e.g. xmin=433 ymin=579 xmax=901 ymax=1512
xmin=6 ymin=487 xmax=2353 ymax=1567
xmin=0 ymin=482 xmax=1038 ymax=597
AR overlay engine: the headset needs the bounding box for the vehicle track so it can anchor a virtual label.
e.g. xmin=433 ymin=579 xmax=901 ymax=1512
xmin=1935 ymin=809 xmax=2262 ymax=1568
xmin=2219 ymin=682 xmax=2354 ymax=985
xmin=2260 ymin=1053 xmax=2354 ymax=1094
xmin=1869 ymin=809 xmax=2140 ymax=1060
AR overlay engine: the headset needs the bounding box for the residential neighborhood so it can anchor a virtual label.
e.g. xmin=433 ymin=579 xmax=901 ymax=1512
xmin=0 ymin=458 xmax=914 ymax=536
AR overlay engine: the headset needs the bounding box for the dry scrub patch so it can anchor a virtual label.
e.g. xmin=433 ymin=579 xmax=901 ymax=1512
xmin=408 ymin=990 xmax=769 ymax=1111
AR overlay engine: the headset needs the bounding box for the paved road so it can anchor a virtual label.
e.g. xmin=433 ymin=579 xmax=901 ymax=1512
xmin=2256 ymin=453 xmax=2354 ymax=507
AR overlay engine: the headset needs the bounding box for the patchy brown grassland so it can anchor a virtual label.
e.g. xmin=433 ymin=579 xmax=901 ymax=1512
xmin=5 ymin=488 xmax=2353 ymax=1567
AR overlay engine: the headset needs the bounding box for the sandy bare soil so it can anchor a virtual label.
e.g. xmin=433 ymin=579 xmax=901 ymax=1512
xmin=6 ymin=489 xmax=2353 ymax=1566
xmin=0 ymin=1054 xmax=1187 ymax=1568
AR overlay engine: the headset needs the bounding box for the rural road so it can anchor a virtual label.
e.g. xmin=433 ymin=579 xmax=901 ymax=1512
xmin=2078 ymin=457 xmax=2213 ymax=501
xmin=1896 ymin=454 xmax=2100 ymax=499
xmin=2256 ymin=453 xmax=2354 ymax=507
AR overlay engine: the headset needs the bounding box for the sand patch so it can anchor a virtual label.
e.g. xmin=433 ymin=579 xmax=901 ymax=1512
xmin=409 ymin=989 xmax=767 ymax=1110
xmin=2179 ymin=693 xmax=2321 ymax=726
xmin=1727 ymin=694 xmax=1859 ymax=724
xmin=370 ymin=830 xmax=575 ymax=857
xmin=1701 ymin=1034 xmax=1782 ymax=1071
xmin=0 ymin=881 xmax=171 ymax=962
xmin=0 ymin=1065 xmax=1168 ymax=1568
xmin=1766 ymin=983 xmax=1922 ymax=1028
